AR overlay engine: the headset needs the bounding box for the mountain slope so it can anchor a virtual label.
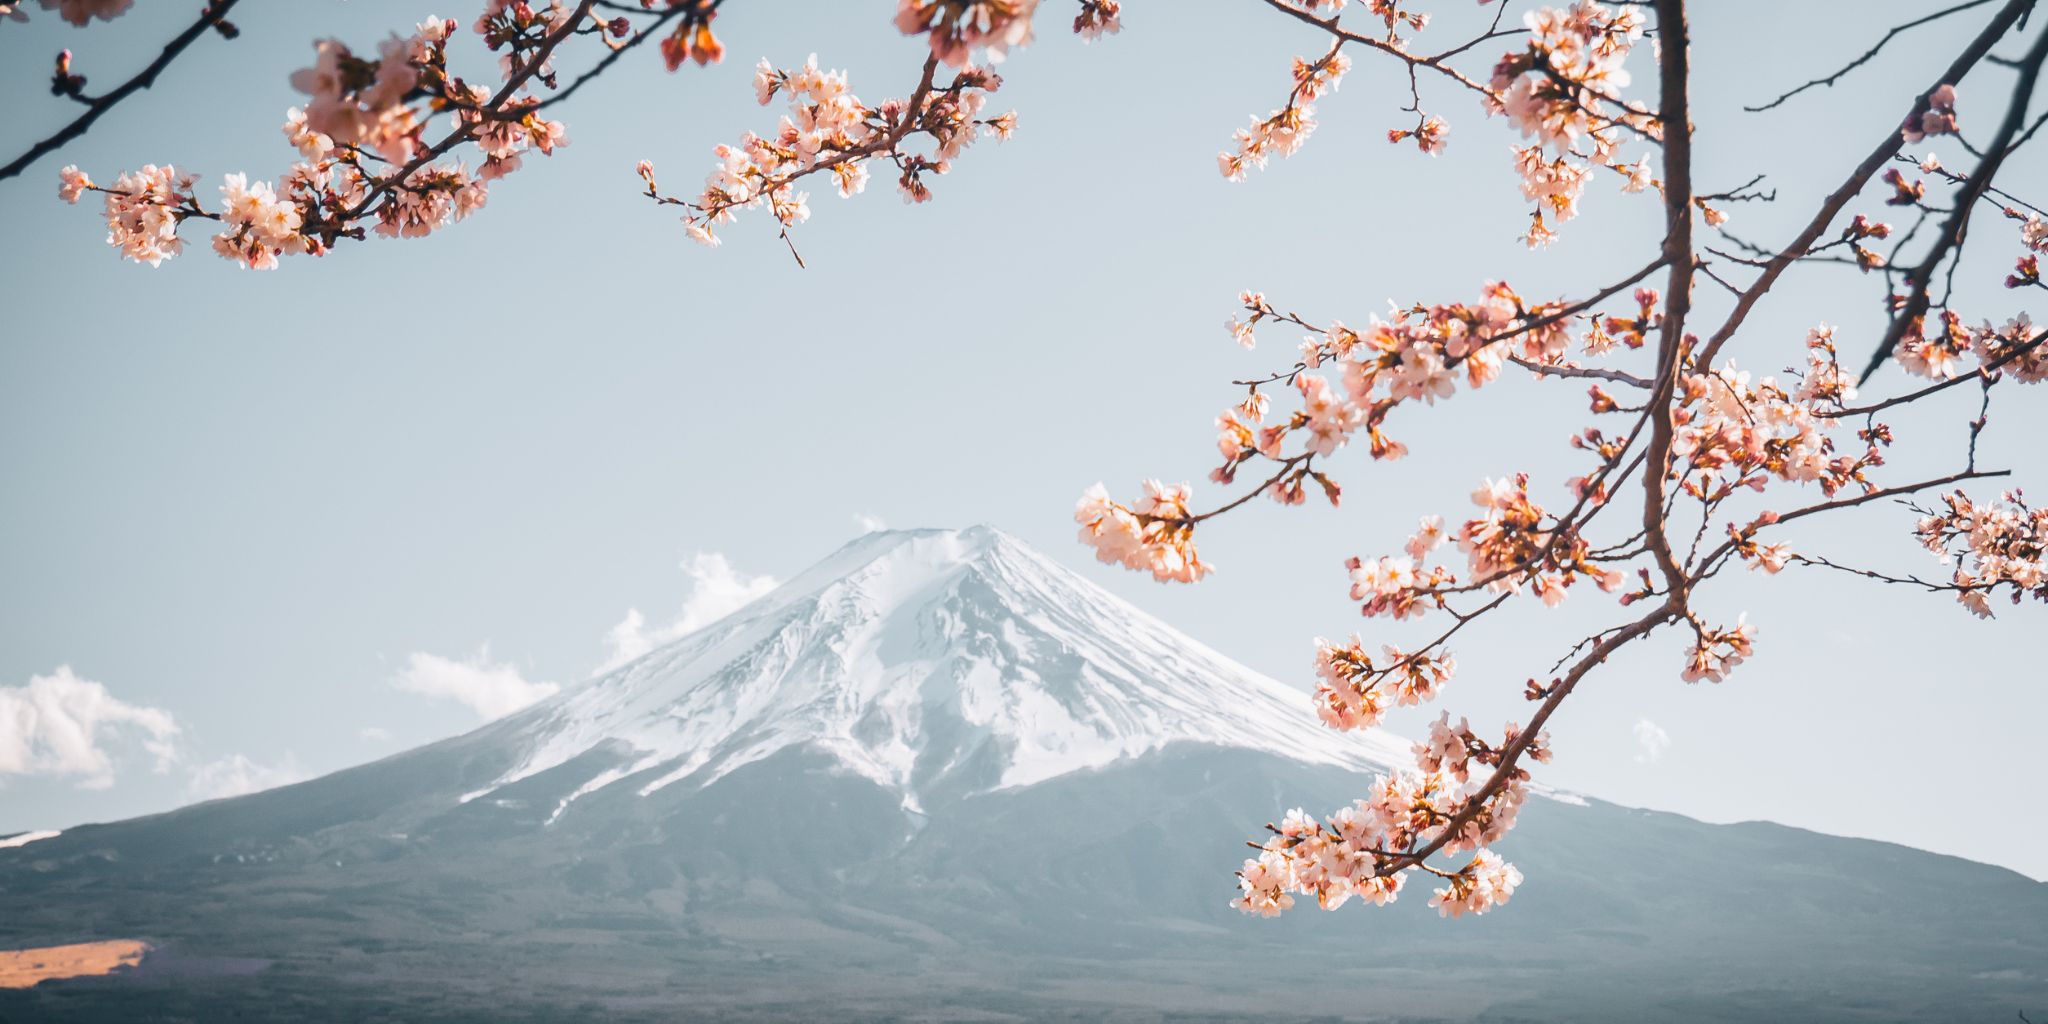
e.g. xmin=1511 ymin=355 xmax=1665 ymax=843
xmin=1 ymin=527 xmax=2042 ymax=1023
xmin=471 ymin=526 xmax=1412 ymax=816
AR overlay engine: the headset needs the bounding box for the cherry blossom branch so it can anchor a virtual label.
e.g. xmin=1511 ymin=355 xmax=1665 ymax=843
xmin=0 ymin=0 xmax=242 ymax=182
xmin=1187 ymin=455 xmax=1316 ymax=524
xmin=1787 ymin=553 xmax=1955 ymax=593
xmin=1255 ymin=0 xmax=1496 ymax=99
xmin=531 ymin=2 xmax=703 ymax=112
xmin=1857 ymin=21 xmax=2048 ymax=383
xmin=342 ymin=0 xmax=599 ymax=225
xmin=1760 ymin=468 xmax=2011 ymax=531
xmin=1696 ymin=0 xmax=2037 ymax=368
xmin=1229 ymin=257 xmax=1667 ymax=389
xmin=1385 ymin=596 xmax=1679 ymax=876
xmin=1508 ymin=356 xmax=1652 ymax=388
xmin=1641 ymin=0 xmax=1696 ymax=598
xmin=1068 ymin=0 xmax=2045 ymax=923
xmin=1834 ymin=327 xmax=2047 ymax=416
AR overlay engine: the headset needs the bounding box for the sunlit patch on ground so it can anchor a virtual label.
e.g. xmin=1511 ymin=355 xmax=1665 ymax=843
xmin=0 ymin=940 xmax=148 ymax=989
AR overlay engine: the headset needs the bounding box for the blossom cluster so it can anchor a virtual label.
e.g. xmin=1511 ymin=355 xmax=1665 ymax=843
xmin=1489 ymin=2 xmax=1659 ymax=245
xmin=1232 ymin=739 xmax=1539 ymax=919
xmin=1074 ymin=481 xmax=1211 ymax=584
xmin=1071 ymin=0 xmax=1122 ymax=41
xmin=1672 ymin=354 xmax=1874 ymax=501
xmin=5 ymin=0 xmax=130 ymax=26
xmin=1217 ymin=48 xmax=1350 ymax=181
xmin=1311 ymin=637 xmax=1456 ymax=731
xmin=213 ymin=173 xmax=311 ymax=269
xmin=1901 ymin=83 xmax=1960 ymax=144
xmin=896 ymin=0 xmax=1039 ymax=67
xmin=61 ymin=7 xmax=577 ymax=267
xmin=1109 ymin=279 xmax=1647 ymax=602
xmin=1915 ymin=491 xmax=2048 ymax=618
xmin=1070 ymin=0 xmax=2047 ymax=933
xmin=643 ymin=55 xmax=1014 ymax=248
xmin=1680 ymin=616 xmax=1755 ymax=683
xmin=1894 ymin=311 xmax=2048 ymax=382
xmin=1461 ymin=475 xmax=1566 ymax=595
xmin=62 ymin=164 xmax=193 ymax=266
xmin=1213 ymin=281 xmax=1579 ymax=481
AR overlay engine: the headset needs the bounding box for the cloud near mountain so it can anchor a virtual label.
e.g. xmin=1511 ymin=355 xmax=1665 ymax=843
xmin=0 ymin=665 xmax=178 ymax=788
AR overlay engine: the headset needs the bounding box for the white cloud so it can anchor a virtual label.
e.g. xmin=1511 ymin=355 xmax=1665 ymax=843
xmin=0 ymin=666 xmax=179 ymax=788
xmin=1633 ymin=718 xmax=1671 ymax=763
xmin=854 ymin=513 xmax=888 ymax=533
xmin=358 ymin=726 xmax=393 ymax=743
xmin=599 ymin=552 xmax=777 ymax=672
xmin=392 ymin=646 xmax=559 ymax=720
xmin=185 ymin=752 xmax=306 ymax=802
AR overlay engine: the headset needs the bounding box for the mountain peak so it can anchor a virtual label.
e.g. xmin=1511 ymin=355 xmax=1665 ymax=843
xmin=465 ymin=526 xmax=1411 ymax=818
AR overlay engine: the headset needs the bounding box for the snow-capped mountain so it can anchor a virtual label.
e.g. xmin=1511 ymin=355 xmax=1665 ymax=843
xmin=2 ymin=527 xmax=2043 ymax=1024
xmin=473 ymin=525 xmax=1410 ymax=818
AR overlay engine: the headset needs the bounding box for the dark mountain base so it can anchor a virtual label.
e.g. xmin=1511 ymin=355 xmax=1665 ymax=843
xmin=2 ymin=745 xmax=2043 ymax=1023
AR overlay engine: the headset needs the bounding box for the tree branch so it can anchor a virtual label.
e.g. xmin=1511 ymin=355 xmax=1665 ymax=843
xmin=1642 ymin=0 xmax=1696 ymax=598
xmin=1858 ymin=20 xmax=2048 ymax=383
xmin=1695 ymin=0 xmax=2037 ymax=369
xmin=0 ymin=0 xmax=241 ymax=183
xmin=1745 ymin=0 xmax=1999 ymax=112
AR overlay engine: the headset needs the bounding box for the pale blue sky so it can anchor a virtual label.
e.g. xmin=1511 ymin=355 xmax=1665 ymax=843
xmin=4 ymin=2 xmax=2044 ymax=877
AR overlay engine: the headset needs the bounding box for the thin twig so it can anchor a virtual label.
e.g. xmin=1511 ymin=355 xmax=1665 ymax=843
xmin=1695 ymin=0 xmax=2037 ymax=369
xmin=1858 ymin=21 xmax=2048 ymax=383
xmin=1746 ymin=0 xmax=1999 ymax=112
xmin=0 ymin=0 xmax=242 ymax=182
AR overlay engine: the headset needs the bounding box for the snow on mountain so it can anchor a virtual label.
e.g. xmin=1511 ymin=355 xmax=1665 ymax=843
xmin=8 ymin=527 xmax=2047 ymax=1023
xmin=0 ymin=830 xmax=60 ymax=850
xmin=466 ymin=526 xmax=1413 ymax=817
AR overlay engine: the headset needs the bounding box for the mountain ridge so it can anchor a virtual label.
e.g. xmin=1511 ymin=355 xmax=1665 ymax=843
xmin=1 ymin=526 xmax=2043 ymax=1023
xmin=462 ymin=525 xmax=1413 ymax=818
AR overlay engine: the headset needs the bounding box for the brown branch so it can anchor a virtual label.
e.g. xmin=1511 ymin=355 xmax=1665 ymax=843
xmin=0 ymin=0 xmax=241 ymax=182
xmin=1230 ymin=257 xmax=1667 ymax=389
xmin=532 ymin=4 xmax=697 ymax=112
xmin=1833 ymin=327 xmax=2046 ymax=416
xmin=1508 ymin=357 xmax=1653 ymax=388
xmin=341 ymin=0 xmax=599 ymax=224
xmin=1695 ymin=0 xmax=2037 ymax=369
xmin=1642 ymin=0 xmax=1696 ymax=598
xmin=1745 ymin=0 xmax=1999 ymax=112
xmin=1858 ymin=21 xmax=2048 ymax=383
xmin=1385 ymin=597 xmax=1679 ymax=876
xmin=1256 ymin=0 xmax=1496 ymax=99
xmin=1694 ymin=467 xmax=2012 ymax=584
xmin=1767 ymin=468 xmax=2010 ymax=530
xmin=1787 ymin=553 xmax=1954 ymax=593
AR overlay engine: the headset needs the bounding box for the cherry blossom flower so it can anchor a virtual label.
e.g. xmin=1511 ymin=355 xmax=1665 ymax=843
xmin=1914 ymin=491 xmax=2048 ymax=618
xmin=210 ymin=173 xmax=307 ymax=270
xmin=1902 ymin=83 xmax=1959 ymax=143
xmin=1405 ymin=515 xmax=1448 ymax=562
xmin=1073 ymin=1 xmax=1121 ymax=41
xmin=290 ymin=35 xmax=424 ymax=163
xmin=38 ymin=0 xmax=130 ymax=26
xmin=1681 ymin=616 xmax=1755 ymax=683
xmin=97 ymin=164 xmax=197 ymax=266
xmin=896 ymin=0 xmax=1039 ymax=67
xmin=1490 ymin=3 xmax=1655 ymax=243
xmin=56 ymin=165 xmax=91 ymax=204
xmin=1428 ymin=849 xmax=1523 ymax=918
xmin=1219 ymin=49 xmax=1348 ymax=180
xmin=1074 ymin=481 xmax=1211 ymax=583
xmin=652 ymin=54 xmax=1013 ymax=248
